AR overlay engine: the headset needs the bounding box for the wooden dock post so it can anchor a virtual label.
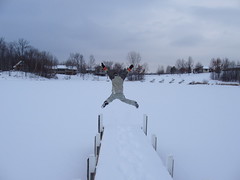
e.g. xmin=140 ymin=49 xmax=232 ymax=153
xmin=142 ymin=114 xmax=148 ymax=136
xmin=87 ymin=155 xmax=96 ymax=180
xmin=94 ymin=133 xmax=101 ymax=157
xmin=87 ymin=114 xmax=105 ymax=180
xmin=98 ymin=114 xmax=104 ymax=140
xmin=151 ymin=134 xmax=157 ymax=151
xmin=167 ymin=155 xmax=174 ymax=178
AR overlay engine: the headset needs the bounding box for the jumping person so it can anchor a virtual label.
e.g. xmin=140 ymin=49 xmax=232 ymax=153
xmin=101 ymin=63 xmax=139 ymax=108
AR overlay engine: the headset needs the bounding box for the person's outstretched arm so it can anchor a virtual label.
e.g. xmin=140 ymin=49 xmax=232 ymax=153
xmin=101 ymin=63 xmax=108 ymax=71
xmin=102 ymin=63 xmax=114 ymax=79
xmin=120 ymin=64 xmax=134 ymax=80
xmin=127 ymin=64 xmax=134 ymax=72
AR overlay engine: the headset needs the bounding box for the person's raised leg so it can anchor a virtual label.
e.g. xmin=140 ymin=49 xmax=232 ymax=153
xmin=118 ymin=94 xmax=139 ymax=108
xmin=101 ymin=93 xmax=116 ymax=108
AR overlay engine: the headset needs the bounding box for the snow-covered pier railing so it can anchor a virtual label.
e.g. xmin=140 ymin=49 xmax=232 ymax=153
xmin=87 ymin=114 xmax=174 ymax=180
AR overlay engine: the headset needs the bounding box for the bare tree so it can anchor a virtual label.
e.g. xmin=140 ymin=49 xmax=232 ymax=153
xmin=176 ymin=59 xmax=187 ymax=73
xmin=194 ymin=62 xmax=203 ymax=73
xmin=67 ymin=53 xmax=86 ymax=73
xmin=127 ymin=51 xmax=141 ymax=69
xmin=218 ymin=58 xmax=240 ymax=82
xmin=210 ymin=58 xmax=222 ymax=79
xmin=88 ymin=54 xmax=96 ymax=71
xmin=0 ymin=38 xmax=7 ymax=70
xmin=186 ymin=56 xmax=194 ymax=73
xmin=156 ymin=65 xmax=164 ymax=75
xmin=210 ymin=58 xmax=222 ymax=73
xmin=15 ymin=38 xmax=30 ymax=57
xmin=113 ymin=62 xmax=124 ymax=71
xmin=170 ymin=66 xmax=177 ymax=74
xmin=221 ymin=58 xmax=231 ymax=70
xmin=166 ymin=66 xmax=172 ymax=74
xmin=142 ymin=63 xmax=149 ymax=73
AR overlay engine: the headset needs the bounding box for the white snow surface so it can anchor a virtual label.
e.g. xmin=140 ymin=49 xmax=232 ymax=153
xmin=0 ymin=71 xmax=240 ymax=180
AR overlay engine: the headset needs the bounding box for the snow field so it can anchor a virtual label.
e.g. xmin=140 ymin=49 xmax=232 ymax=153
xmin=0 ymin=72 xmax=240 ymax=180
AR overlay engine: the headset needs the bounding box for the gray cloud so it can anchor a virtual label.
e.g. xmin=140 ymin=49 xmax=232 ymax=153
xmin=1 ymin=0 xmax=240 ymax=71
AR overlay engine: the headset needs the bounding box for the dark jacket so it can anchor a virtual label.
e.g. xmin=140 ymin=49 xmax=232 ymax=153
xmin=107 ymin=69 xmax=128 ymax=80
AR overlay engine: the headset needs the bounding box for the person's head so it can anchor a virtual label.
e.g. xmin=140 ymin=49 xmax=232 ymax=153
xmin=113 ymin=72 xmax=119 ymax=77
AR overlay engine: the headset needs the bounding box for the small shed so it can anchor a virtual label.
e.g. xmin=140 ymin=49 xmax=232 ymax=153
xmin=203 ymin=66 xmax=210 ymax=73
xmin=53 ymin=65 xmax=77 ymax=75
xmin=193 ymin=66 xmax=210 ymax=73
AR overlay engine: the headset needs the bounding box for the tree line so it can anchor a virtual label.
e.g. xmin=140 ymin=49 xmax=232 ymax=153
xmin=0 ymin=38 xmax=148 ymax=80
xmin=210 ymin=58 xmax=240 ymax=82
xmin=156 ymin=56 xmax=203 ymax=75
xmin=1 ymin=37 xmax=239 ymax=82
xmin=156 ymin=56 xmax=240 ymax=82
xmin=0 ymin=38 xmax=58 ymax=78
xmin=62 ymin=51 xmax=147 ymax=81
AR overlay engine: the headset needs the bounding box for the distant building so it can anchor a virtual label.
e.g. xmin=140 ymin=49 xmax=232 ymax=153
xmin=203 ymin=66 xmax=210 ymax=73
xmin=86 ymin=67 xmax=95 ymax=74
xmin=53 ymin=65 xmax=77 ymax=75
xmin=193 ymin=66 xmax=210 ymax=73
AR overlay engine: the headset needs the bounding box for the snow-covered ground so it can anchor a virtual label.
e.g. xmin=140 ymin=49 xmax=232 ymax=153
xmin=0 ymin=71 xmax=240 ymax=180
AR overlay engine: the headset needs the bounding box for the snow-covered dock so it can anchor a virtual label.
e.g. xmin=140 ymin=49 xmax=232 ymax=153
xmin=88 ymin=114 xmax=173 ymax=180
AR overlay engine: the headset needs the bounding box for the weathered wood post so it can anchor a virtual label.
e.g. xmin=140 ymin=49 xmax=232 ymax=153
xmin=94 ymin=133 xmax=101 ymax=160
xmin=98 ymin=114 xmax=104 ymax=140
xmin=142 ymin=114 xmax=148 ymax=136
xmin=167 ymin=155 xmax=174 ymax=178
xmin=87 ymin=155 xmax=96 ymax=180
xmin=151 ymin=134 xmax=157 ymax=151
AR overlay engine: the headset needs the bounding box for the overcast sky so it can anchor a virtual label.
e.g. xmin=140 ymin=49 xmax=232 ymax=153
xmin=1 ymin=0 xmax=240 ymax=72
